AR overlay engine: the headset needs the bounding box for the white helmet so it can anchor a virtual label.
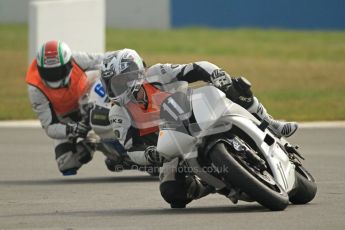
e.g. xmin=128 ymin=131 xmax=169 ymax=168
xmin=101 ymin=48 xmax=145 ymax=103
xmin=36 ymin=40 xmax=73 ymax=88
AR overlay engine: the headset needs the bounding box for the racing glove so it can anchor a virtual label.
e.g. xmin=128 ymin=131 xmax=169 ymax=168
xmin=66 ymin=122 xmax=91 ymax=138
xmin=210 ymin=69 xmax=232 ymax=91
xmin=144 ymin=146 xmax=165 ymax=166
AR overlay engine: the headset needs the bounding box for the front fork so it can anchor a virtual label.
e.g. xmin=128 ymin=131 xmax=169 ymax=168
xmin=183 ymin=134 xmax=265 ymax=190
xmin=184 ymin=135 xmax=262 ymax=203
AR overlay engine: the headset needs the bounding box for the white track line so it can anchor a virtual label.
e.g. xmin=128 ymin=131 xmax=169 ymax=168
xmin=0 ymin=120 xmax=345 ymax=128
xmin=0 ymin=120 xmax=41 ymax=128
xmin=299 ymin=121 xmax=345 ymax=128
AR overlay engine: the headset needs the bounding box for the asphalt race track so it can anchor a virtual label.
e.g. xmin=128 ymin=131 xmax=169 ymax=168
xmin=1 ymin=126 xmax=345 ymax=229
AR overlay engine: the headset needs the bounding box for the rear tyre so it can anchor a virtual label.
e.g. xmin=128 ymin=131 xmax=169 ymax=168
xmin=289 ymin=166 xmax=317 ymax=204
xmin=209 ymin=142 xmax=289 ymax=211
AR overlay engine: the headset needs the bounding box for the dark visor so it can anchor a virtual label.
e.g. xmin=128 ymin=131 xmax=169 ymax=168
xmin=37 ymin=61 xmax=73 ymax=82
xmin=109 ymin=70 xmax=142 ymax=98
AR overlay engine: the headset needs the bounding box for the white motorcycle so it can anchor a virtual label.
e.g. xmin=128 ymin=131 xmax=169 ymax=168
xmin=157 ymin=85 xmax=317 ymax=211
xmin=83 ymin=80 xmax=159 ymax=175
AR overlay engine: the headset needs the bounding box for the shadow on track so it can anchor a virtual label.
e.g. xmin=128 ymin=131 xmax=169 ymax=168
xmin=80 ymin=205 xmax=270 ymax=216
xmin=0 ymin=175 xmax=158 ymax=186
xmin=0 ymin=205 xmax=270 ymax=218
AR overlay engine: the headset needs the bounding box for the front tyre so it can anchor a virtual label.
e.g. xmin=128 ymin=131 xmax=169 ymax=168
xmin=289 ymin=165 xmax=317 ymax=204
xmin=209 ymin=142 xmax=289 ymax=211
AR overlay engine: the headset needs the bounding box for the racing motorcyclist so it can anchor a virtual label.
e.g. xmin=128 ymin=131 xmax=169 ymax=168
xmin=26 ymin=40 xmax=103 ymax=176
xmin=100 ymin=48 xmax=298 ymax=207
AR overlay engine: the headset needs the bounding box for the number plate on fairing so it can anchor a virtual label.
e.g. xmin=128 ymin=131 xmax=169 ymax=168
xmin=91 ymin=105 xmax=110 ymax=126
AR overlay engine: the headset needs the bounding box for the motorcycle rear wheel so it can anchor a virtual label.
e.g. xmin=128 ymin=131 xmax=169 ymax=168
xmin=209 ymin=142 xmax=289 ymax=211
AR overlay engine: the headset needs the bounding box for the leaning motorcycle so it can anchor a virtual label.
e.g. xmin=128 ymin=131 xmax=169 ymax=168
xmin=157 ymin=85 xmax=317 ymax=211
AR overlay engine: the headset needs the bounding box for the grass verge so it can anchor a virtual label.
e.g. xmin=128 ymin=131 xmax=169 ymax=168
xmin=1 ymin=24 xmax=345 ymax=121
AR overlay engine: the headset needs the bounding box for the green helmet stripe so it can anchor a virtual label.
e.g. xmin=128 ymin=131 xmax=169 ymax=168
xmin=40 ymin=45 xmax=45 ymax=67
xmin=58 ymin=41 xmax=65 ymax=65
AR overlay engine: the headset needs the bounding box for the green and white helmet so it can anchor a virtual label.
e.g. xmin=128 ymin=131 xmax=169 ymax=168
xmin=36 ymin=40 xmax=73 ymax=88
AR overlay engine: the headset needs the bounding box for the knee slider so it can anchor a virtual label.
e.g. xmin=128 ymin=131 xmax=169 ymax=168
xmin=160 ymin=181 xmax=192 ymax=206
xmin=55 ymin=143 xmax=80 ymax=174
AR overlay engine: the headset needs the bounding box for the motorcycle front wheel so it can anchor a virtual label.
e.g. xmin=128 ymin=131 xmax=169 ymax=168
xmin=209 ymin=142 xmax=289 ymax=211
xmin=289 ymin=165 xmax=317 ymax=204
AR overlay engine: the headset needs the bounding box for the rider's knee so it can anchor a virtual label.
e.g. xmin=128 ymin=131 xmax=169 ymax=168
xmin=55 ymin=141 xmax=94 ymax=176
xmin=159 ymin=180 xmax=192 ymax=208
xmin=227 ymin=77 xmax=254 ymax=109
xmin=159 ymin=158 xmax=192 ymax=208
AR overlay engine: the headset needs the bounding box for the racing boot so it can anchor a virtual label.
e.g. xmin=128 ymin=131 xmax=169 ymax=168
xmin=248 ymin=97 xmax=298 ymax=138
xmin=105 ymin=158 xmax=125 ymax=172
